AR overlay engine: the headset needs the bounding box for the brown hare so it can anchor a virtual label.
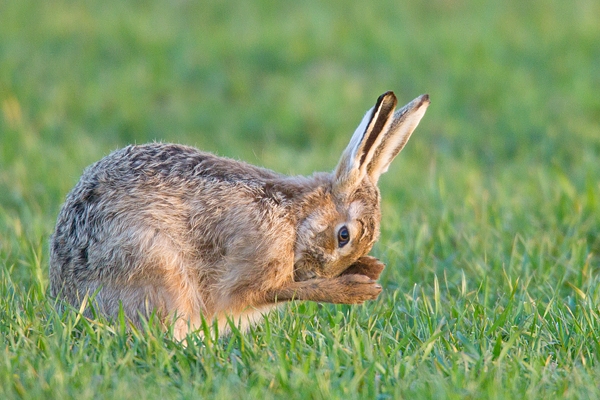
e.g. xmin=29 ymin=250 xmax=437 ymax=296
xmin=49 ymin=91 xmax=430 ymax=339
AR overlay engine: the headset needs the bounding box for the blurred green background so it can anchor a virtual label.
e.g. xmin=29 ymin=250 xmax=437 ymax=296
xmin=1 ymin=0 xmax=600 ymax=398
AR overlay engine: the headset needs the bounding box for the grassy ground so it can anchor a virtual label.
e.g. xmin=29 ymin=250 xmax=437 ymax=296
xmin=1 ymin=0 xmax=600 ymax=398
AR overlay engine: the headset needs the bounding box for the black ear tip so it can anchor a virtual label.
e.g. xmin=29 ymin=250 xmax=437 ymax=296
xmin=378 ymin=91 xmax=396 ymax=102
xmin=375 ymin=92 xmax=397 ymax=111
xmin=418 ymin=94 xmax=430 ymax=106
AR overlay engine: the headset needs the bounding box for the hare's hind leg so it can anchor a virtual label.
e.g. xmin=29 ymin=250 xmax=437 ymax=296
xmin=134 ymin=251 xmax=209 ymax=337
xmin=87 ymin=275 xmax=205 ymax=337
xmin=92 ymin=242 xmax=207 ymax=336
xmin=117 ymin=231 xmax=210 ymax=333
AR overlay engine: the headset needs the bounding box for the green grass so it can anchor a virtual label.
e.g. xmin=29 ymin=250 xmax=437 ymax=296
xmin=1 ymin=0 xmax=600 ymax=398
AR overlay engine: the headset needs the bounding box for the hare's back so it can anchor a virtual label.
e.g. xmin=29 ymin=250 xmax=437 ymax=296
xmin=49 ymin=143 xmax=287 ymax=292
xmin=88 ymin=143 xmax=283 ymax=185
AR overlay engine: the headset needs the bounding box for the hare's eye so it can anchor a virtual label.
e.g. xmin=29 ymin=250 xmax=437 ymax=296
xmin=337 ymin=226 xmax=350 ymax=248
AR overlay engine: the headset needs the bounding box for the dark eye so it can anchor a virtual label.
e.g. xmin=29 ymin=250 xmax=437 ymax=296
xmin=337 ymin=226 xmax=350 ymax=247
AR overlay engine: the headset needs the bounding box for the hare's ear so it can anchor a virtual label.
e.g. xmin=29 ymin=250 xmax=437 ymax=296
xmin=366 ymin=94 xmax=430 ymax=183
xmin=334 ymin=91 xmax=397 ymax=190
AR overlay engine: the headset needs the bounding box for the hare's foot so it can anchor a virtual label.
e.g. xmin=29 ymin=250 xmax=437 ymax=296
xmin=340 ymin=256 xmax=385 ymax=280
xmin=265 ymin=274 xmax=382 ymax=305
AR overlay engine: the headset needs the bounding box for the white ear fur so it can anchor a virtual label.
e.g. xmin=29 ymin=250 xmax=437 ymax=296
xmin=334 ymin=92 xmax=397 ymax=189
xmin=367 ymin=94 xmax=430 ymax=182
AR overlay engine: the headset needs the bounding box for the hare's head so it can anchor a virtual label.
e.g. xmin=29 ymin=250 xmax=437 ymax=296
xmin=294 ymin=92 xmax=430 ymax=281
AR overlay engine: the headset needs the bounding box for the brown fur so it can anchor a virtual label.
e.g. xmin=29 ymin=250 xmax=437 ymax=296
xmin=49 ymin=92 xmax=429 ymax=339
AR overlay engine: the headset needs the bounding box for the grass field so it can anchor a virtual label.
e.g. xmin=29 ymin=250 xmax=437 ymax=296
xmin=1 ymin=0 xmax=600 ymax=398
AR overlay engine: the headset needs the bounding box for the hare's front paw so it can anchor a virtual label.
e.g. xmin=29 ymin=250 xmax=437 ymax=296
xmin=263 ymin=274 xmax=382 ymax=305
xmin=340 ymin=256 xmax=385 ymax=280
xmin=333 ymin=274 xmax=382 ymax=304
